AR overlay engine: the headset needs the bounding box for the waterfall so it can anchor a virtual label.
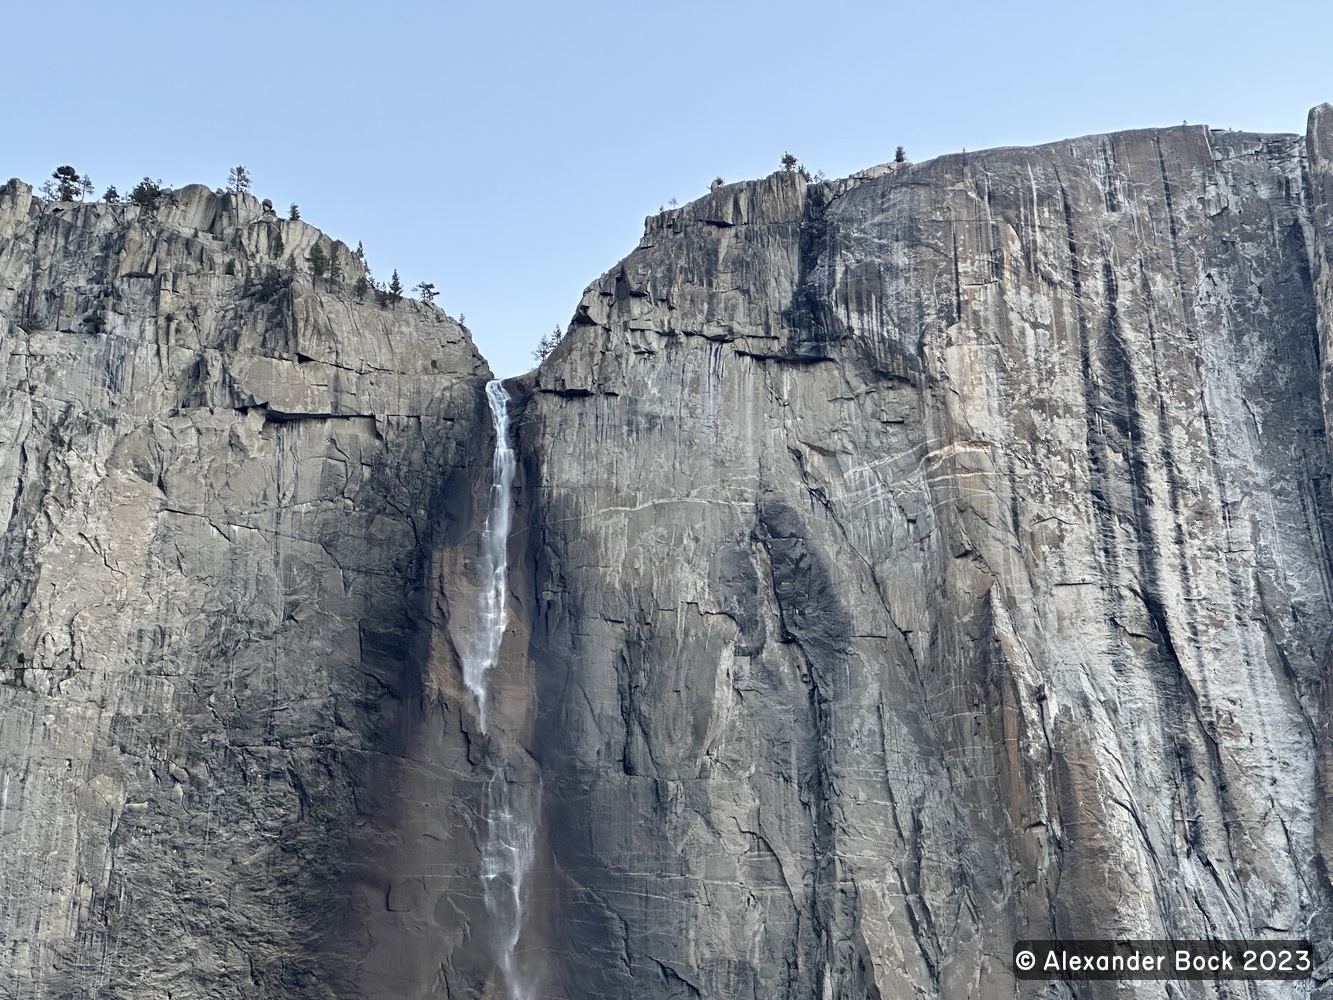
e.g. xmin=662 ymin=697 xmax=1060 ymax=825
xmin=462 ymin=379 xmax=517 ymax=731
xmin=483 ymin=772 xmax=538 ymax=1000
xmin=463 ymin=379 xmax=535 ymax=999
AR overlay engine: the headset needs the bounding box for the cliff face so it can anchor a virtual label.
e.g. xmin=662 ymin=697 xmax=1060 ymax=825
xmin=0 ymin=183 xmax=500 ymax=998
xmin=5 ymin=107 xmax=1333 ymax=1000
xmin=516 ymin=108 xmax=1333 ymax=998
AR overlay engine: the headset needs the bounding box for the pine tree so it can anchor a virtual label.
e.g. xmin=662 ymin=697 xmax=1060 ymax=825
xmin=327 ymin=245 xmax=342 ymax=287
xmin=389 ymin=270 xmax=403 ymax=305
xmin=227 ymin=165 xmax=251 ymax=194
xmin=102 ymin=185 xmax=120 ymax=203
xmin=354 ymin=276 xmax=368 ymax=302
xmin=533 ymin=324 xmax=564 ymax=362
xmin=43 ymin=165 xmax=84 ymax=201
xmin=271 ymin=229 xmax=284 ymax=257
xmin=256 ymin=268 xmax=282 ymax=302
xmin=781 ymin=152 xmax=798 ymax=172
xmin=129 ymin=178 xmax=164 ymax=212
xmin=894 ymin=146 xmax=907 ymax=163
xmin=415 ymin=281 xmax=437 ymax=304
xmin=289 ymin=203 xmax=300 ymax=221
xmin=308 ymin=242 xmax=328 ymax=280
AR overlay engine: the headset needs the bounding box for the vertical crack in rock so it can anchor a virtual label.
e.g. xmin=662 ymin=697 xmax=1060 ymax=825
xmin=7 ymin=108 xmax=1333 ymax=999
xmin=521 ymin=110 xmax=1333 ymax=999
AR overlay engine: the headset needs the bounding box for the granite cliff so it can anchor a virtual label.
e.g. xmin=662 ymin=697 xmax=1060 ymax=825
xmin=514 ymin=106 xmax=1333 ymax=999
xmin=3 ymin=105 xmax=1333 ymax=1000
xmin=0 ymin=183 xmax=501 ymax=997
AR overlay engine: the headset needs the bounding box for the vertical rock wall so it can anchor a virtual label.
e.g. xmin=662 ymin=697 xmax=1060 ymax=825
xmin=516 ymin=109 xmax=1333 ymax=998
xmin=0 ymin=183 xmax=496 ymax=999
xmin=5 ymin=105 xmax=1333 ymax=1000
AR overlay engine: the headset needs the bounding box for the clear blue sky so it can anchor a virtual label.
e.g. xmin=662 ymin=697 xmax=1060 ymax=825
xmin=6 ymin=0 xmax=1330 ymax=376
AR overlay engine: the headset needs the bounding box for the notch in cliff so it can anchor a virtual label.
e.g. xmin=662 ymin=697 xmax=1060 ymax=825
xmin=6 ymin=103 xmax=1333 ymax=1000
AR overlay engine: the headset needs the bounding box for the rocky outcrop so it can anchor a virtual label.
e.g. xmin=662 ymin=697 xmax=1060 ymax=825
xmin=0 ymin=182 xmax=500 ymax=998
xmin=515 ymin=109 xmax=1333 ymax=998
xmin=6 ymin=106 xmax=1333 ymax=1000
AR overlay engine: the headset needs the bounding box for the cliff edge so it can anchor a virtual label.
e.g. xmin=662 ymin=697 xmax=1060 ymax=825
xmin=6 ymin=106 xmax=1333 ymax=1000
xmin=0 ymin=182 xmax=498 ymax=998
xmin=515 ymin=109 xmax=1333 ymax=998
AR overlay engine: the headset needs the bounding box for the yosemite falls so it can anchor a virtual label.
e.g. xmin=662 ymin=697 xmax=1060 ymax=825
xmin=461 ymin=380 xmax=517 ymax=732
xmin=2 ymin=106 xmax=1333 ymax=999
xmin=466 ymin=380 xmax=538 ymax=999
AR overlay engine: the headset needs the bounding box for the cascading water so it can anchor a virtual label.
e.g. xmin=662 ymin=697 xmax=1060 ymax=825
xmin=463 ymin=379 xmax=537 ymax=1000
xmin=463 ymin=379 xmax=517 ymax=732
xmin=483 ymin=772 xmax=538 ymax=1000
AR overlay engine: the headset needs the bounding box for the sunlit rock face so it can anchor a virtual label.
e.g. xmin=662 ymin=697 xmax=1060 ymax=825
xmin=0 ymin=181 xmax=500 ymax=999
xmin=5 ymin=105 xmax=1333 ymax=1000
xmin=516 ymin=107 xmax=1333 ymax=998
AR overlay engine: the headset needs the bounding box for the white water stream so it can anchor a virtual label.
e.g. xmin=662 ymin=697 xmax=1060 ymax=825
xmin=463 ymin=379 xmax=517 ymax=733
xmin=463 ymin=380 xmax=536 ymax=1000
xmin=483 ymin=772 xmax=538 ymax=1000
